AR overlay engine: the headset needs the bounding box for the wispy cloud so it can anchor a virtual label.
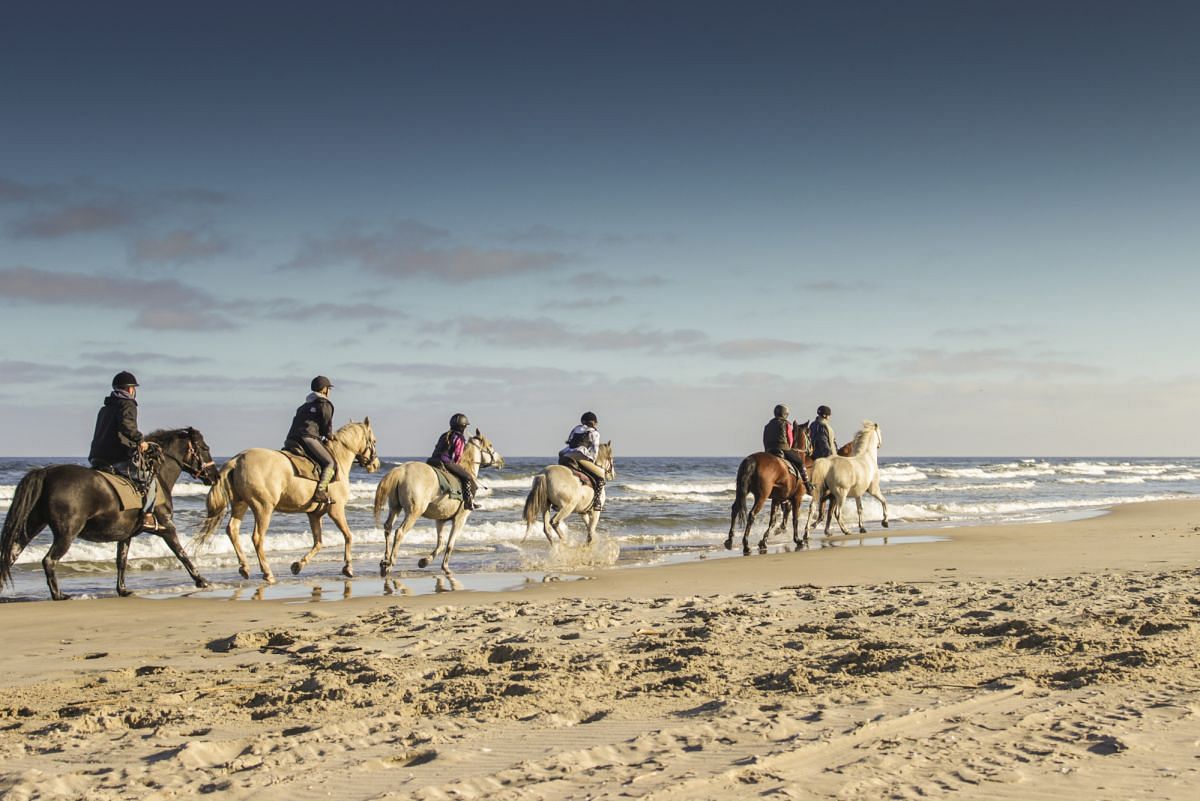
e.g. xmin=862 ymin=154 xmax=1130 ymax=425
xmin=280 ymin=220 xmax=571 ymax=282
xmin=711 ymin=338 xmax=812 ymax=358
xmin=81 ymin=350 xmax=213 ymax=366
xmin=565 ymin=271 xmax=666 ymax=289
xmin=456 ymin=315 xmax=707 ymax=352
xmin=890 ymin=347 xmax=1103 ymax=378
xmin=129 ymin=228 xmax=232 ymax=266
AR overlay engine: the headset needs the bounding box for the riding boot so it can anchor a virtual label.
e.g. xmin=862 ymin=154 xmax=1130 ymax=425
xmin=462 ymin=480 xmax=479 ymax=511
xmin=313 ymin=466 xmax=335 ymax=504
xmin=800 ymin=463 xmax=814 ymax=495
xmin=593 ymin=479 xmax=606 ymax=511
xmin=142 ymin=512 xmax=164 ymax=532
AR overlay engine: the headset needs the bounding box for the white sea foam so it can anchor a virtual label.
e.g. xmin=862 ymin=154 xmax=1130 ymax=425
xmin=622 ymin=481 xmax=733 ymax=495
xmin=878 ymin=465 xmax=928 ymax=483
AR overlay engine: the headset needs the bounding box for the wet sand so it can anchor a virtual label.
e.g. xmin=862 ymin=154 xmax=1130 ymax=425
xmin=1 ymin=500 xmax=1198 ymax=800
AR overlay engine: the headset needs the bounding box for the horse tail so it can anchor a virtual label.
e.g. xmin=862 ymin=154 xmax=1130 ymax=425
xmin=732 ymin=457 xmax=755 ymax=529
xmin=522 ymin=475 xmax=548 ymax=538
xmin=1 ymin=468 xmax=47 ymax=588
xmin=373 ymin=469 xmax=401 ymax=527
xmin=194 ymin=461 xmax=235 ymax=548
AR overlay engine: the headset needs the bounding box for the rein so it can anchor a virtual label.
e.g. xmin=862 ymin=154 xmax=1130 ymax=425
xmin=162 ymin=438 xmax=215 ymax=479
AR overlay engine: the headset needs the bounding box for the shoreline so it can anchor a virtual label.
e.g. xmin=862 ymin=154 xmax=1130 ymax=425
xmin=1 ymin=499 xmax=1198 ymax=799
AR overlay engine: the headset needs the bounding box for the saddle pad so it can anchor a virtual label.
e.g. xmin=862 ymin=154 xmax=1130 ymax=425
xmin=431 ymin=464 xmax=463 ymax=499
xmin=280 ymin=450 xmax=338 ymax=483
xmin=570 ymin=467 xmax=595 ymax=488
xmin=95 ymin=471 xmax=159 ymax=511
xmin=773 ymin=455 xmax=801 ymax=480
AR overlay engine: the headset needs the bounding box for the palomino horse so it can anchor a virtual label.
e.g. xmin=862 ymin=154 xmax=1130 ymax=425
xmin=374 ymin=429 xmax=504 ymax=574
xmin=805 ymin=420 xmax=890 ymax=537
xmin=0 ymin=428 xmax=219 ymax=599
xmin=725 ymin=421 xmax=815 ymax=554
xmin=521 ymin=441 xmax=615 ymax=546
xmin=195 ymin=419 xmax=380 ymax=583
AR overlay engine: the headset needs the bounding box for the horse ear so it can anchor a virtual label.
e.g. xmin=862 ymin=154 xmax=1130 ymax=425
xmin=363 ymin=416 xmax=370 ymax=426
xmin=475 ymin=427 xmax=481 ymax=436
xmin=605 ymin=440 xmax=612 ymax=447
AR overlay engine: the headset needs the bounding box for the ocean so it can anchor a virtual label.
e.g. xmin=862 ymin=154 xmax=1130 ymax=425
xmin=2 ymin=455 xmax=1198 ymax=601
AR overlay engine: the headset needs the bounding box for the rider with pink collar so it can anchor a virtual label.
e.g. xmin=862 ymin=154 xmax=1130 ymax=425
xmin=428 ymin=413 xmax=478 ymax=510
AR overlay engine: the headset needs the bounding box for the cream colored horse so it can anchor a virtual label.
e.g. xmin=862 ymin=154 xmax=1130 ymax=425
xmin=195 ymin=419 xmax=380 ymax=582
xmin=521 ymin=442 xmax=615 ymax=545
xmin=373 ymin=429 xmax=504 ymax=574
xmin=804 ymin=420 xmax=889 ymax=538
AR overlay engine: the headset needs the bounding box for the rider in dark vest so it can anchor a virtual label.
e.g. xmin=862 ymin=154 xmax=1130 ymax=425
xmin=427 ymin=413 xmax=478 ymax=510
xmin=808 ymin=405 xmax=837 ymax=459
xmin=763 ymin=403 xmax=813 ymax=493
xmin=558 ymin=411 xmax=606 ymax=510
xmin=284 ymin=376 xmax=337 ymax=503
xmin=89 ymin=371 xmax=162 ymax=531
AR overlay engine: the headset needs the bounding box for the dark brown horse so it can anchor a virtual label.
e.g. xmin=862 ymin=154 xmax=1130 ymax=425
xmin=0 ymin=428 xmax=218 ymax=600
xmin=725 ymin=420 xmax=815 ymax=554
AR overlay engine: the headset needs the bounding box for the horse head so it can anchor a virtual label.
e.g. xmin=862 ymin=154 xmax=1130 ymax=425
xmin=334 ymin=417 xmax=381 ymax=473
xmin=596 ymin=441 xmax=616 ymax=480
xmin=147 ymin=427 xmax=219 ymax=485
xmin=793 ymin=420 xmax=811 ymax=455
xmin=850 ymin=420 xmax=882 ymax=454
xmin=469 ymin=428 xmax=505 ymax=470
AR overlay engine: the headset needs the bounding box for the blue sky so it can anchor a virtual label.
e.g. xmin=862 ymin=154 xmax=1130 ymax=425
xmin=1 ymin=1 xmax=1197 ymax=456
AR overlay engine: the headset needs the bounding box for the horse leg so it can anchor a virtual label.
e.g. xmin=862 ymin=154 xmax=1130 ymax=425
xmin=248 ymin=504 xmax=276 ymax=583
xmin=419 ymin=519 xmax=448 ymax=569
xmin=379 ymin=505 xmax=399 ymax=576
xmin=328 ymin=505 xmax=355 ymax=578
xmin=226 ymin=500 xmax=252 ymax=580
xmin=292 ymin=511 xmax=325 ymax=576
xmin=386 ymin=506 xmax=419 ymax=573
xmin=156 ymin=519 xmax=210 ymax=589
xmin=832 ymin=490 xmax=851 ymax=536
xmin=725 ymin=500 xmax=740 ymax=550
xmin=869 ymin=481 xmax=890 ymax=528
xmin=585 ymin=510 xmax=600 ymax=545
xmin=793 ymin=492 xmax=807 ymax=546
xmin=542 ymin=507 xmax=555 ymax=544
xmin=759 ymin=500 xmax=780 ymax=551
xmin=549 ymin=505 xmax=573 ymax=543
xmin=855 ymin=495 xmax=867 ymax=534
xmin=116 ymin=539 xmax=132 ymax=597
xmin=743 ymin=492 xmax=766 ymax=555
xmin=440 ymin=511 xmax=468 ymax=571
xmin=41 ymin=529 xmax=76 ymax=601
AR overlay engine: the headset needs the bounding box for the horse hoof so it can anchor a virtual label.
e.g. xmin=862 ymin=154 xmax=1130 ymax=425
xmin=882 ymin=520 xmax=890 ymax=528
xmin=290 ymin=561 xmax=303 ymax=576
xmin=342 ymin=565 xmax=354 ymax=578
xmin=417 ymin=557 xmax=430 ymax=569
xmin=118 ymin=589 xmax=133 ymax=598
xmin=723 ymin=539 xmax=733 ymax=550
xmin=742 ymin=547 xmax=751 ymax=556
xmin=52 ymin=594 xmax=71 ymax=601
xmin=379 ymin=562 xmax=390 ymax=578
xmin=859 ymin=528 xmax=867 ymax=534
xmin=264 ymin=574 xmax=277 ymax=585
xmin=238 ymin=567 xmax=250 ymax=580
xmin=195 ymin=578 xmax=211 ymax=589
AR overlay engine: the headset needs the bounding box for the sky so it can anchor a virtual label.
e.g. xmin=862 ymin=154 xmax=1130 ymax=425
xmin=1 ymin=0 xmax=1197 ymax=457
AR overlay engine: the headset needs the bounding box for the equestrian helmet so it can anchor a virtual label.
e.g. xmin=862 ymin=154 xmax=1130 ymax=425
xmin=774 ymin=404 xmax=789 ymax=418
xmin=112 ymin=371 xmax=139 ymax=388
xmin=581 ymin=411 xmax=598 ymax=426
xmin=450 ymin=413 xmax=470 ymax=430
xmin=311 ymin=375 xmax=333 ymax=391
xmin=817 ymin=405 xmax=832 ymax=417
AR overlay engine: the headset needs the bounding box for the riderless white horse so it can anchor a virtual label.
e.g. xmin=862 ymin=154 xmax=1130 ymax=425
xmin=373 ymin=429 xmax=504 ymax=574
xmin=195 ymin=419 xmax=380 ymax=582
xmin=804 ymin=420 xmax=889 ymax=538
xmin=521 ymin=441 xmax=615 ymax=546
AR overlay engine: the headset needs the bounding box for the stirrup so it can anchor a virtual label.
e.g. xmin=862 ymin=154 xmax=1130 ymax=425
xmin=312 ymin=487 xmax=330 ymax=504
xmin=142 ymin=514 xmax=166 ymax=533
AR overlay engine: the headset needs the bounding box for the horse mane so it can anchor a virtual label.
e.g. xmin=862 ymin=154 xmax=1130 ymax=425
xmin=851 ymin=421 xmax=878 ymax=451
xmin=146 ymin=428 xmax=191 ymax=442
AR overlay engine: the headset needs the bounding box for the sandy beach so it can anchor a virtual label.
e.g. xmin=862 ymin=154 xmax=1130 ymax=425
xmin=1 ymin=500 xmax=1198 ymax=800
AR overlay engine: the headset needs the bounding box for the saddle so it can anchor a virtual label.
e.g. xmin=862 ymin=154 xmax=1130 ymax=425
xmin=429 ymin=463 xmax=464 ymax=500
xmin=94 ymin=469 xmax=161 ymax=512
xmin=559 ymin=456 xmax=600 ymax=491
xmin=280 ymin=446 xmax=337 ymax=483
xmin=768 ymin=452 xmax=803 ymax=481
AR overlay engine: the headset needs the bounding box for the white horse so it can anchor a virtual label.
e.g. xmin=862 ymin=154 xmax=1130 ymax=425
xmin=195 ymin=419 xmax=380 ymax=583
xmin=521 ymin=442 xmax=615 ymax=545
xmin=804 ymin=420 xmax=889 ymax=537
xmin=373 ymin=429 xmax=504 ymax=574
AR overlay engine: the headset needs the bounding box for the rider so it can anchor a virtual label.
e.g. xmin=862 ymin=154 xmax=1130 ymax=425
xmin=284 ymin=376 xmax=337 ymax=503
xmin=558 ymin=411 xmax=606 ymax=510
xmin=428 ymin=413 xmax=478 ymax=510
xmin=809 ymin=405 xmax=838 ymax=459
xmin=763 ymin=403 xmax=813 ymax=494
xmin=89 ymin=371 xmax=161 ymax=531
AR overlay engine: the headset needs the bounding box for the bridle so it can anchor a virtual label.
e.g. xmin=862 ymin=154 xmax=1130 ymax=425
xmin=162 ymin=433 xmax=216 ymax=479
xmin=469 ymin=435 xmax=501 ymax=469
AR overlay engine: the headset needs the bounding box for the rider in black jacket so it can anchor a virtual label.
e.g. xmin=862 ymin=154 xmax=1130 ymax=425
xmin=284 ymin=376 xmax=337 ymax=503
xmin=763 ymin=404 xmax=813 ymax=493
xmin=89 ymin=371 xmax=161 ymax=531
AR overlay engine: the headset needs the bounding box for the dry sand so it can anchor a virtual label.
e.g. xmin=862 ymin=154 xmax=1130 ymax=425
xmin=1 ymin=500 xmax=1198 ymax=800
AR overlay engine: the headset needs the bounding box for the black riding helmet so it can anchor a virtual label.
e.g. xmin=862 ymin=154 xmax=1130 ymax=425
xmin=112 ymin=371 xmax=139 ymax=389
xmin=581 ymin=411 xmax=598 ymax=426
xmin=817 ymin=405 xmax=832 ymax=417
xmin=773 ymin=404 xmax=789 ymax=418
xmin=450 ymin=413 xmax=470 ymax=431
xmin=311 ymin=375 xmax=333 ymax=391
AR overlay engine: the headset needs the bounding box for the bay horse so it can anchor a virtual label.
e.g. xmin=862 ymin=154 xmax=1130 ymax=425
xmin=373 ymin=429 xmax=504 ymax=574
xmin=725 ymin=421 xmax=815 ymax=555
xmin=0 ymin=428 xmax=219 ymax=600
xmin=804 ymin=420 xmax=890 ymax=537
xmin=520 ymin=441 xmax=615 ymax=546
xmin=194 ymin=419 xmax=380 ymax=583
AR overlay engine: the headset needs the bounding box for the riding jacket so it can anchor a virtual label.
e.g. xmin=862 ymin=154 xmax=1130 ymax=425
xmin=762 ymin=416 xmax=793 ymax=454
xmin=809 ymin=417 xmax=837 ymax=458
xmin=431 ymin=430 xmax=467 ymax=466
xmin=89 ymin=390 xmax=143 ymax=467
xmin=560 ymin=424 xmax=599 ymax=462
xmin=286 ymin=393 xmax=335 ymax=443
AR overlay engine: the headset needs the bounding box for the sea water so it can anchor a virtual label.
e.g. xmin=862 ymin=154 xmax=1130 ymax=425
xmin=2 ymin=456 xmax=1197 ymax=601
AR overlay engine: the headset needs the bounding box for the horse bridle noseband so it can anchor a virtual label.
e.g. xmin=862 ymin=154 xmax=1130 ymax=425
xmin=163 ymin=437 xmax=216 ymax=479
